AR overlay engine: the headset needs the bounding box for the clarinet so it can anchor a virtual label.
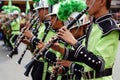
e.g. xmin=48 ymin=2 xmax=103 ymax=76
xmin=7 ymin=12 xmax=40 ymax=58
xmin=24 ymin=35 xmax=58 ymax=77
xmin=17 ymin=20 xmax=50 ymax=64
xmin=50 ymin=58 xmax=60 ymax=80
xmin=42 ymin=20 xmax=51 ymax=42
xmin=32 ymin=22 xmax=41 ymax=37
xmin=17 ymin=47 xmax=28 ymax=64
xmin=32 ymin=20 xmax=51 ymax=55
xmin=24 ymin=8 xmax=88 ymax=77
xmin=17 ymin=22 xmax=41 ymax=64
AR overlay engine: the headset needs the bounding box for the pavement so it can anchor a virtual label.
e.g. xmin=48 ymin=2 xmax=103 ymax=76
xmin=0 ymin=41 xmax=32 ymax=80
xmin=0 ymin=40 xmax=120 ymax=80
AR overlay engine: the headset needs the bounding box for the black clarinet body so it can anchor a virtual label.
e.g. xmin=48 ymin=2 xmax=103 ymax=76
xmin=24 ymin=7 xmax=88 ymax=77
xmin=32 ymin=20 xmax=51 ymax=55
xmin=17 ymin=47 xmax=28 ymax=64
xmin=17 ymin=22 xmax=41 ymax=64
xmin=7 ymin=12 xmax=40 ymax=58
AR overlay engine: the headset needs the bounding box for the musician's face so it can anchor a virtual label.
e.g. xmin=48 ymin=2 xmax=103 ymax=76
xmin=45 ymin=15 xmax=63 ymax=30
xmin=51 ymin=15 xmax=63 ymax=30
xmin=38 ymin=8 xmax=48 ymax=21
xmin=86 ymin=0 xmax=102 ymax=16
xmin=13 ymin=14 xmax=18 ymax=18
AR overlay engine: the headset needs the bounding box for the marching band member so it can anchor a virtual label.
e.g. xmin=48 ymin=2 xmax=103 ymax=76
xmin=9 ymin=10 xmax=20 ymax=53
xmin=23 ymin=0 xmax=51 ymax=80
xmin=52 ymin=0 xmax=120 ymax=80
xmin=33 ymin=1 xmax=89 ymax=80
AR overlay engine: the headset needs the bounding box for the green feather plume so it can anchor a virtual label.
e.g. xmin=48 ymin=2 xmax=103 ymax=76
xmin=71 ymin=0 xmax=86 ymax=12
xmin=57 ymin=1 xmax=73 ymax=21
xmin=32 ymin=0 xmax=40 ymax=2
xmin=47 ymin=0 xmax=64 ymax=5
xmin=11 ymin=6 xmax=21 ymax=12
xmin=57 ymin=0 xmax=87 ymax=21
xmin=2 ymin=5 xmax=21 ymax=13
xmin=2 ymin=6 xmax=9 ymax=10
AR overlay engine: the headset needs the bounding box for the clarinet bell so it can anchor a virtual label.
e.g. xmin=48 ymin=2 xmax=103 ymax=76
xmin=17 ymin=57 xmax=22 ymax=64
xmin=24 ymin=68 xmax=31 ymax=77
xmin=17 ymin=49 xmax=27 ymax=64
xmin=24 ymin=59 xmax=36 ymax=76
xmin=7 ymin=48 xmax=18 ymax=58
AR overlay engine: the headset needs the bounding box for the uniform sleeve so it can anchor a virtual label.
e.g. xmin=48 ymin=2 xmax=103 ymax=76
xmin=74 ymin=45 xmax=105 ymax=71
xmin=63 ymin=30 xmax=119 ymax=72
xmin=63 ymin=45 xmax=104 ymax=71
xmin=30 ymin=36 xmax=40 ymax=46
xmin=63 ymin=48 xmax=76 ymax=61
xmin=69 ymin=62 xmax=84 ymax=75
xmin=44 ymin=51 xmax=57 ymax=64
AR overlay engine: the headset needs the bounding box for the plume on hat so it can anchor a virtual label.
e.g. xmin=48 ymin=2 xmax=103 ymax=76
xmin=47 ymin=0 xmax=64 ymax=5
xmin=32 ymin=0 xmax=40 ymax=2
xmin=2 ymin=5 xmax=21 ymax=14
xmin=57 ymin=0 xmax=87 ymax=21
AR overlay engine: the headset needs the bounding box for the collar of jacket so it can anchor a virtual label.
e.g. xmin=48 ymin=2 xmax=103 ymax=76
xmin=92 ymin=14 xmax=120 ymax=38
xmin=95 ymin=14 xmax=112 ymax=23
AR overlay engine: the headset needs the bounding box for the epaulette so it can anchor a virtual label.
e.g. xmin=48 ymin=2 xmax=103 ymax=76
xmin=95 ymin=14 xmax=120 ymax=39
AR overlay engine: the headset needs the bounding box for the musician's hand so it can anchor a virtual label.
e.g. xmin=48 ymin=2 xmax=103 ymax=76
xmin=21 ymin=38 xmax=30 ymax=45
xmin=57 ymin=60 xmax=72 ymax=67
xmin=24 ymin=30 xmax=33 ymax=39
xmin=52 ymin=65 xmax=63 ymax=75
xmin=47 ymin=37 xmax=65 ymax=55
xmin=51 ymin=42 xmax=61 ymax=51
xmin=20 ymin=22 xmax=31 ymax=32
xmin=51 ymin=42 xmax=65 ymax=55
xmin=57 ymin=27 xmax=77 ymax=46
xmin=36 ymin=41 xmax=44 ymax=50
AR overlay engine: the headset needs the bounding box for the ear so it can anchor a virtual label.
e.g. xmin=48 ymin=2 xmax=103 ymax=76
xmin=100 ymin=0 xmax=106 ymax=6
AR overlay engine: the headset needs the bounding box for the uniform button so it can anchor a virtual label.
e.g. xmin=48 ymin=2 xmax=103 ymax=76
xmin=78 ymin=70 xmax=81 ymax=72
xmin=96 ymin=62 xmax=98 ymax=64
xmin=81 ymin=68 xmax=84 ymax=71
xmin=98 ymin=61 xmax=101 ymax=64
xmin=88 ymin=57 xmax=91 ymax=60
xmin=75 ymin=69 xmax=77 ymax=71
xmin=92 ymin=60 xmax=95 ymax=63
xmin=84 ymin=54 xmax=87 ymax=57
xmin=49 ymin=59 xmax=50 ymax=61
xmin=80 ymin=51 xmax=83 ymax=54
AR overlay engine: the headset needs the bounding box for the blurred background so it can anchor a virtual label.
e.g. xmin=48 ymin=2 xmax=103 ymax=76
xmin=0 ymin=0 xmax=120 ymax=80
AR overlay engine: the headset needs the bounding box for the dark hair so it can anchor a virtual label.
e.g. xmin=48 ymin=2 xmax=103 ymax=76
xmin=106 ymin=0 xmax=111 ymax=10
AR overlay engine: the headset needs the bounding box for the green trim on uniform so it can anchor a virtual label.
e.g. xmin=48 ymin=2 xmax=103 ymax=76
xmin=10 ymin=34 xmax=15 ymax=46
xmin=42 ymin=62 xmax=48 ymax=80
xmin=57 ymin=75 xmax=62 ymax=80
